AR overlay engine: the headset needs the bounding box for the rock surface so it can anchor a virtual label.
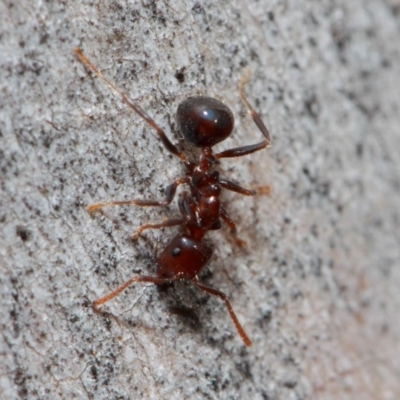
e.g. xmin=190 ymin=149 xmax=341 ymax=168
xmin=1 ymin=1 xmax=400 ymax=399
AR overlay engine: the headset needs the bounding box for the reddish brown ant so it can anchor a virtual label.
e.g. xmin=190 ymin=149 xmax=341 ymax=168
xmin=75 ymin=48 xmax=271 ymax=347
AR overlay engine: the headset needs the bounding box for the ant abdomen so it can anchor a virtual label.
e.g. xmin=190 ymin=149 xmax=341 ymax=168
xmin=157 ymin=234 xmax=213 ymax=280
xmin=177 ymin=97 xmax=234 ymax=147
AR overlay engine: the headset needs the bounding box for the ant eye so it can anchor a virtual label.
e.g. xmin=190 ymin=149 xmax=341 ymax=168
xmin=172 ymin=247 xmax=181 ymax=257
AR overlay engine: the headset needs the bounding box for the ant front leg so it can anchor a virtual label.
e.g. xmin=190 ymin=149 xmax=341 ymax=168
xmin=93 ymin=275 xmax=172 ymax=311
xmin=132 ymin=218 xmax=184 ymax=240
xmin=192 ymin=280 xmax=252 ymax=347
xmin=88 ymin=177 xmax=190 ymax=212
xmin=220 ymin=206 xmax=247 ymax=248
xmin=219 ymin=180 xmax=270 ymax=247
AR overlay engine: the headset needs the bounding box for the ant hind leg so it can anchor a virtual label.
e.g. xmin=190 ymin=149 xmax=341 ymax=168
xmin=215 ymin=72 xmax=271 ymax=160
xmin=75 ymin=48 xmax=192 ymax=166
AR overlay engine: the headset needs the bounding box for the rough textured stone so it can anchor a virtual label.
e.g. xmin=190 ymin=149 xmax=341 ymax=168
xmin=1 ymin=1 xmax=400 ymax=399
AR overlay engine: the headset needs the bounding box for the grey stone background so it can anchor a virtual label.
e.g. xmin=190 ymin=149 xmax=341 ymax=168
xmin=1 ymin=0 xmax=400 ymax=399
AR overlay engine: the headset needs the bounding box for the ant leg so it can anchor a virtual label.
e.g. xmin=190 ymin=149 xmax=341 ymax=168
xmin=215 ymin=73 xmax=271 ymax=160
xmin=88 ymin=177 xmax=190 ymax=212
xmin=192 ymin=280 xmax=252 ymax=347
xmin=132 ymin=218 xmax=184 ymax=240
xmin=254 ymin=185 xmax=271 ymax=195
xmin=178 ymin=191 xmax=198 ymax=225
xmin=220 ymin=179 xmax=256 ymax=196
xmin=93 ymin=275 xmax=172 ymax=310
xmin=75 ymin=48 xmax=194 ymax=169
xmin=220 ymin=179 xmax=270 ymax=197
xmin=220 ymin=206 xmax=247 ymax=248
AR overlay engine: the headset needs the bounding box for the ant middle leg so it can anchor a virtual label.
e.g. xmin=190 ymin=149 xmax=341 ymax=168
xmin=220 ymin=179 xmax=256 ymax=196
xmin=88 ymin=177 xmax=190 ymax=212
xmin=192 ymin=280 xmax=252 ymax=347
xmin=220 ymin=179 xmax=271 ymax=197
xmin=254 ymin=185 xmax=271 ymax=195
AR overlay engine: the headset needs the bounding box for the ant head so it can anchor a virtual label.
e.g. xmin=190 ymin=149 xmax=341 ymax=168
xmin=157 ymin=234 xmax=213 ymax=280
xmin=177 ymin=97 xmax=234 ymax=147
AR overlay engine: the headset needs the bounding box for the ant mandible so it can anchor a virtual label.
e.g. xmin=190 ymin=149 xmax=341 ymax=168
xmin=75 ymin=48 xmax=271 ymax=347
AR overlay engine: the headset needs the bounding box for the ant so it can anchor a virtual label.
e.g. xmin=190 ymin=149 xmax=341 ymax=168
xmin=75 ymin=48 xmax=271 ymax=347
